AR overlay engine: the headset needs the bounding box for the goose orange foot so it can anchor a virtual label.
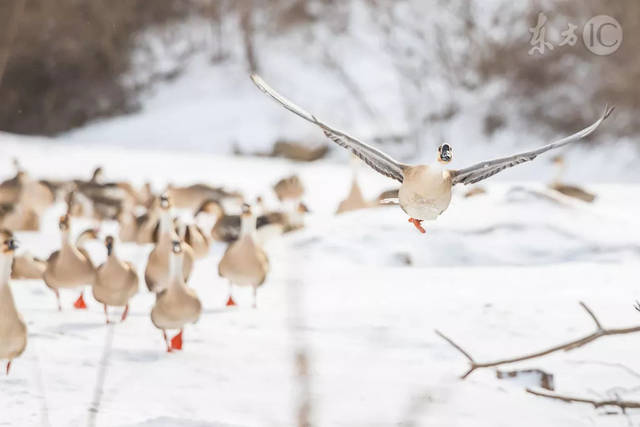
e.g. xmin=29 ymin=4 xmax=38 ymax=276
xmin=225 ymin=295 xmax=236 ymax=307
xmin=170 ymin=330 xmax=183 ymax=351
xmin=408 ymin=218 xmax=426 ymax=234
xmin=73 ymin=292 xmax=87 ymax=309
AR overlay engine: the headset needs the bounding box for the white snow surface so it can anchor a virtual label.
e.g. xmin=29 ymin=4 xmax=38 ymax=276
xmin=1 ymin=136 xmax=639 ymax=427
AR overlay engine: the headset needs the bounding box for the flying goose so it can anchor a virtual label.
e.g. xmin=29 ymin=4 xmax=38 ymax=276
xmin=43 ymin=216 xmax=97 ymax=310
xmin=251 ymin=74 xmax=614 ymax=233
xmin=0 ymin=230 xmax=27 ymax=375
xmin=218 ymin=204 xmax=269 ymax=307
xmin=94 ymin=236 xmax=139 ymax=323
xmin=151 ymin=240 xmax=201 ymax=352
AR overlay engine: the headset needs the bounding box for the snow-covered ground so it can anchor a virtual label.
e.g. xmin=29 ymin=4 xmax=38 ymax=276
xmin=1 ymin=136 xmax=639 ymax=427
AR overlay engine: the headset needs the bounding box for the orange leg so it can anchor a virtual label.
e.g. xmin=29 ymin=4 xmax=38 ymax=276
xmin=408 ymin=218 xmax=426 ymax=234
xmin=104 ymin=304 xmax=110 ymax=324
xmin=73 ymin=292 xmax=87 ymax=309
xmin=170 ymin=329 xmax=183 ymax=351
xmin=121 ymin=304 xmax=129 ymax=322
xmin=6 ymin=360 xmax=11 ymax=375
xmin=226 ymin=282 xmax=236 ymax=307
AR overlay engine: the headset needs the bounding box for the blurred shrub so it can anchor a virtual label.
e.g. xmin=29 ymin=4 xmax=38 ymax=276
xmin=475 ymin=1 xmax=639 ymax=138
xmin=0 ymin=0 xmax=187 ymax=135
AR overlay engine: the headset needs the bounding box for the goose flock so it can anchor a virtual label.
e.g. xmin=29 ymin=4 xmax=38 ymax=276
xmin=0 ymin=76 xmax=615 ymax=376
xmin=0 ymin=161 xmax=310 ymax=373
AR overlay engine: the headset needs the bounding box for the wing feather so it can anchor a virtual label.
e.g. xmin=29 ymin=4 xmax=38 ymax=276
xmin=451 ymin=105 xmax=614 ymax=186
xmin=251 ymin=74 xmax=407 ymax=183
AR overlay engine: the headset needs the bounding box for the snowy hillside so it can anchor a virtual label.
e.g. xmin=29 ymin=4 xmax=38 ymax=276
xmin=55 ymin=8 xmax=640 ymax=183
xmin=1 ymin=137 xmax=640 ymax=427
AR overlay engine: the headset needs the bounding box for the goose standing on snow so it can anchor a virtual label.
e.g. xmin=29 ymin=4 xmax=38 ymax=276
xmin=218 ymin=204 xmax=269 ymax=307
xmin=547 ymin=155 xmax=596 ymax=203
xmin=336 ymin=157 xmax=372 ymax=214
xmin=145 ymin=194 xmax=193 ymax=293
xmin=273 ymin=174 xmax=304 ymax=207
xmin=251 ymin=74 xmax=614 ymax=234
xmin=151 ymin=240 xmax=201 ymax=352
xmin=0 ymin=230 xmax=27 ymax=375
xmin=94 ymin=236 xmax=139 ymax=323
xmin=43 ymin=216 xmax=97 ymax=310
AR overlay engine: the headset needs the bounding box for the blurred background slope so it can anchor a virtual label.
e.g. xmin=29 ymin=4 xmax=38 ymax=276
xmin=0 ymin=0 xmax=637 ymax=162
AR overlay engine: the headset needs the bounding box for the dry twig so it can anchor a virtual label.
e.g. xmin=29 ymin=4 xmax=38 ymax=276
xmin=436 ymin=302 xmax=640 ymax=379
xmin=526 ymin=388 xmax=640 ymax=411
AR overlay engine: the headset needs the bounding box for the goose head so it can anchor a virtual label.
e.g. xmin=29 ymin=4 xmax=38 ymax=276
xmin=2 ymin=238 xmax=18 ymax=255
xmin=241 ymin=203 xmax=252 ymax=218
xmin=58 ymin=215 xmax=70 ymax=232
xmin=171 ymin=240 xmax=183 ymax=255
xmin=105 ymin=235 xmax=115 ymax=256
xmin=438 ymin=143 xmax=453 ymax=164
xmin=159 ymin=193 xmax=172 ymax=210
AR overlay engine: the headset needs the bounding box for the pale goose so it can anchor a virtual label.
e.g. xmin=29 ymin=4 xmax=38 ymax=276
xmin=43 ymin=216 xmax=97 ymax=310
xmin=251 ymin=74 xmax=614 ymax=233
xmin=94 ymin=236 xmax=139 ymax=323
xmin=0 ymin=230 xmax=27 ymax=374
xmin=218 ymin=204 xmax=269 ymax=307
xmin=336 ymin=159 xmax=372 ymax=214
xmin=151 ymin=240 xmax=201 ymax=352
xmin=145 ymin=195 xmax=193 ymax=293
xmin=548 ymin=155 xmax=596 ymax=202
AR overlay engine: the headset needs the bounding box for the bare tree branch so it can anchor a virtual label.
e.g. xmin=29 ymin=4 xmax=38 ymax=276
xmin=526 ymin=388 xmax=640 ymax=410
xmin=437 ymin=302 xmax=640 ymax=379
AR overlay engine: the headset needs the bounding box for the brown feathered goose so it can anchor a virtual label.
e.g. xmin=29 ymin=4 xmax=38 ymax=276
xmin=43 ymin=216 xmax=97 ymax=310
xmin=94 ymin=236 xmax=139 ymax=323
xmin=151 ymin=240 xmax=201 ymax=352
xmin=0 ymin=230 xmax=27 ymax=374
xmin=218 ymin=204 xmax=269 ymax=307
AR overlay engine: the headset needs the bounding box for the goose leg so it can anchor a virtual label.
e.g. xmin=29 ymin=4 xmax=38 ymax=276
xmin=54 ymin=289 xmax=62 ymax=311
xmin=6 ymin=360 xmax=11 ymax=375
xmin=104 ymin=304 xmax=110 ymax=324
xmin=162 ymin=330 xmax=172 ymax=353
xmin=121 ymin=304 xmax=129 ymax=322
xmin=226 ymin=281 xmax=236 ymax=306
xmin=170 ymin=329 xmax=183 ymax=351
xmin=73 ymin=291 xmax=87 ymax=309
xmin=252 ymin=285 xmax=257 ymax=309
xmin=408 ymin=218 xmax=426 ymax=234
